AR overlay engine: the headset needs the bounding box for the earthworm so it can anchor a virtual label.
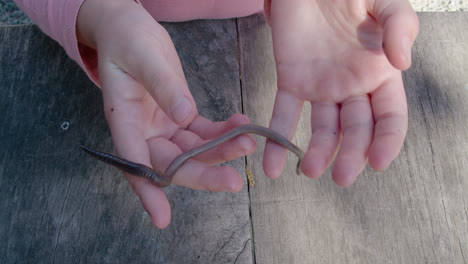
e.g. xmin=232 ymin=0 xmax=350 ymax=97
xmin=81 ymin=124 xmax=304 ymax=187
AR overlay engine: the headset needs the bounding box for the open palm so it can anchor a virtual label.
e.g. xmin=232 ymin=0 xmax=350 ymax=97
xmin=264 ymin=0 xmax=419 ymax=186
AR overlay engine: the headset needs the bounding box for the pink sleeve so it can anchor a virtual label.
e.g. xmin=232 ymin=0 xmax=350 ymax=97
xmin=13 ymin=0 xmax=266 ymax=87
xmin=14 ymin=0 xmax=100 ymax=85
xmin=140 ymin=0 xmax=263 ymax=21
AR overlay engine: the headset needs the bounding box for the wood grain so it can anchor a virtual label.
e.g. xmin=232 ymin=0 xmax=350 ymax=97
xmin=0 ymin=21 xmax=252 ymax=264
xmin=238 ymin=12 xmax=468 ymax=264
xmin=1 ymin=11 xmax=467 ymax=264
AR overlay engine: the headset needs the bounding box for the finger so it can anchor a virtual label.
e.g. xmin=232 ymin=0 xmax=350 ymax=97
xmin=332 ymin=95 xmax=373 ymax=187
xmin=172 ymin=115 xmax=256 ymax=165
xmin=147 ymin=137 xmax=244 ymax=192
xmin=372 ymin=0 xmax=419 ymax=70
xmin=116 ymin=12 xmax=197 ymax=127
xmin=129 ymin=177 xmax=171 ymax=229
xmin=264 ymin=90 xmax=304 ymax=179
xmin=369 ymin=76 xmax=407 ymax=171
xmin=100 ymin=63 xmax=172 ymax=228
xmin=301 ymin=102 xmax=340 ymax=178
xmin=188 ymin=113 xmax=250 ymax=139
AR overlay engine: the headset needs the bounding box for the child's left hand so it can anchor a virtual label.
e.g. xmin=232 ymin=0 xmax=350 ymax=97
xmin=264 ymin=0 xmax=419 ymax=186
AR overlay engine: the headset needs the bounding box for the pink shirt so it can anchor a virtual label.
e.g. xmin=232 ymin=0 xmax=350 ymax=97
xmin=14 ymin=0 xmax=264 ymax=85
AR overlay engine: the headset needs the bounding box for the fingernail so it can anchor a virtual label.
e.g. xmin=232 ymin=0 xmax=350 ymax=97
xmin=402 ymin=37 xmax=412 ymax=64
xmin=226 ymin=181 xmax=241 ymax=192
xmin=225 ymin=184 xmax=236 ymax=192
xmin=332 ymin=159 xmax=357 ymax=187
xmin=303 ymin=155 xmax=326 ymax=179
xmin=171 ymin=97 xmax=192 ymax=123
xmin=237 ymin=135 xmax=256 ymax=156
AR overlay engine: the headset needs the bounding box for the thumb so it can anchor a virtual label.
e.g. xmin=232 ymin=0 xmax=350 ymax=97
xmin=122 ymin=21 xmax=197 ymax=127
xmin=372 ymin=0 xmax=419 ymax=70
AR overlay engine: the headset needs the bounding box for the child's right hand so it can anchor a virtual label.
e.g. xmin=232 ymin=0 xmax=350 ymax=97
xmin=77 ymin=0 xmax=256 ymax=228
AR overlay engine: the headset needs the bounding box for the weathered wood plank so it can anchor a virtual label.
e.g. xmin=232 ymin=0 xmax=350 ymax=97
xmin=0 ymin=21 xmax=252 ymax=264
xmin=238 ymin=12 xmax=468 ymax=264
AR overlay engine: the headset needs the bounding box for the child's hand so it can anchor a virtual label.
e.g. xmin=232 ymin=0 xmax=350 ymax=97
xmin=264 ymin=0 xmax=419 ymax=186
xmin=77 ymin=0 xmax=255 ymax=228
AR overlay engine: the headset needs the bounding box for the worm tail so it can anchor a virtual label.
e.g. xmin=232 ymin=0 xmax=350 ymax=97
xmin=80 ymin=145 xmax=170 ymax=187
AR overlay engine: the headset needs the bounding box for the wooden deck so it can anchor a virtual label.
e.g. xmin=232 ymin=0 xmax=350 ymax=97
xmin=1 ymin=12 xmax=467 ymax=264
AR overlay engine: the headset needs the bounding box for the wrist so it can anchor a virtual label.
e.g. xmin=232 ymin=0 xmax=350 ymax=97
xmin=77 ymin=0 xmax=139 ymax=48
